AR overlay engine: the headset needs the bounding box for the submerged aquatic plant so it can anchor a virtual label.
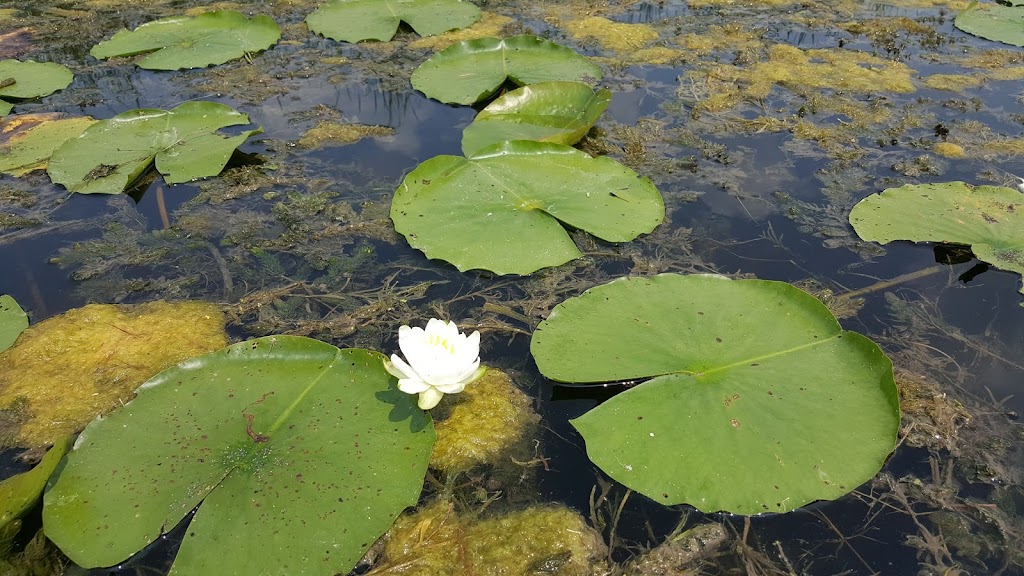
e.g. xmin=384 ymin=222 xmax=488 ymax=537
xmin=385 ymin=318 xmax=486 ymax=409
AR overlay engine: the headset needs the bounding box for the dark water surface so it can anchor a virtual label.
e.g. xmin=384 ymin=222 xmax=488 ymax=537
xmin=1 ymin=0 xmax=1023 ymax=574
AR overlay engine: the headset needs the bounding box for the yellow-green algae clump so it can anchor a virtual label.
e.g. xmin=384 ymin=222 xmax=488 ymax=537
xmin=0 ymin=301 xmax=227 ymax=448
xmin=565 ymin=16 xmax=659 ymax=52
xmin=923 ymin=73 xmax=983 ymax=92
xmin=691 ymin=44 xmax=916 ymax=113
xmin=297 ymin=121 xmax=394 ymax=149
xmin=430 ymin=369 xmax=538 ymax=474
xmin=376 ymin=500 xmax=606 ymax=575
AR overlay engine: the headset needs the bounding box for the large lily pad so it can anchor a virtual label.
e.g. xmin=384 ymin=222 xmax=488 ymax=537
xmin=530 ymin=274 xmax=899 ymax=515
xmin=47 ymin=101 xmax=262 ymax=194
xmin=44 ymin=336 xmax=434 ymax=575
xmin=0 ymin=60 xmax=74 ymax=116
xmin=411 ymin=35 xmax=603 ymax=105
xmin=390 ymin=140 xmax=664 ymax=275
xmin=0 ymin=113 xmax=96 ymax=176
xmin=0 ymin=295 xmax=27 ymax=352
xmin=461 ymin=81 xmax=612 ymax=156
xmin=955 ymin=3 xmax=1024 ymax=47
xmin=307 ymin=0 xmax=481 ymax=43
xmin=0 ymin=301 xmax=228 ymax=448
xmin=90 ymin=11 xmax=281 ymax=70
xmin=849 ymin=182 xmax=1024 ymax=302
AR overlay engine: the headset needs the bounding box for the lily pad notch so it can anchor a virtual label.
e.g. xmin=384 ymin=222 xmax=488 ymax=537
xmin=390 ymin=140 xmax=664 ymax=275
xmin=46 ymin=101 xmax=263 ymax=195
xmin=850 ymin=181 xmax=1024 ymax=304
xmin=90 ymin=11 xmax=282 ymax=70
xmin=44 ymin=335 xmax=434 ymax=575
xmin=530 ymin=274 xmax=900 ymax=515
xmin=411 ymin=35 xmax=604 ymax=105
xmin=307 ymin=0 xmax=482 ymax=43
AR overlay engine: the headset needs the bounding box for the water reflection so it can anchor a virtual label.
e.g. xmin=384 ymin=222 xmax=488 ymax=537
xmin=613 ymin=0 xmax=690 ymax=23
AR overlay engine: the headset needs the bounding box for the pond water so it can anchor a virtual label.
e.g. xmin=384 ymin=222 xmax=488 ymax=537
xmin=1 ymin=0 xmax=1023 ymax=574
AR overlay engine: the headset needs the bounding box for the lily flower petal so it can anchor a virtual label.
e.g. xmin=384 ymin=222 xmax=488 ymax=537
xmin=384 ymin=319 xmax=485 ymax=410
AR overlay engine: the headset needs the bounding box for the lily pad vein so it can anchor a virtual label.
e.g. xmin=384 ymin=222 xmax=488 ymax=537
xmin=671 ymin=332 xmax=843 ymax=378
xmin=267 ymin=349 xmax=341 ymax=434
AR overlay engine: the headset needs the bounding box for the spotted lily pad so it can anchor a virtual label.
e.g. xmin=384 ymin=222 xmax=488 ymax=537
xmin=411 ymin=35 xmax=603 ymax=105
xmin=955 ymin=2 xmax=1024 ymax=47
xmin=90 ymin=11 xmax=281 ymax=70
xmin=0 ymin=60 xmax=74 ymax=116
xmin=307 ymin=0 xmax=481 ymax=43
xmin=44 ymin=336 xmax=434 ymax=575
xmin=530 ymin=274 xmax=900 ymax=514
xmin=46 ymin=101 xmax=262 ymax=194
xmin=461 ymin=81 xmax=612 ymax=156
xmin=0 ymin=301 xmax=228 ymax=447
xmin=0 ymin=295 xmax=27 ymax=352
xmin=849 ymin=182 xmax=1024 ymax=302
xmin=390 ymin=140 xmax=664 ymax=275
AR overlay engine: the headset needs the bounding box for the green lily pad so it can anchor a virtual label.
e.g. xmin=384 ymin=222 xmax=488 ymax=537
xmin=955 ymin=2 xmax=1024 ymax=47
xmin=0 ymin=295 xmax=27 ymax=352
xmin=307 ymin=0 xmax=481 ymax=43
xmin=850 ymin=181 xmax=1024 ymax=302
xmin=530 ymin=274 xmax=899 ymax=515
xmin=461 ymin=81 xmax=611 ymax=156
xmin=390 ymin=140 xmax=664 ymax=275
xmin=0 ymin=114 xmax=96 ymax=176
xmin=0 ymin=436 xmax=70 ymax=532
xmin=0 ymin=60 xmax=74 ymax=115
xmin=44 ymin=336 xmax=434 ymax=574
xmin=46 ymin=101 xmax=262 ymax=194
xmin=411 ymin=35 xmax=603 ymax=105
xmin=90 ymin=11 xmax=281 ymax=70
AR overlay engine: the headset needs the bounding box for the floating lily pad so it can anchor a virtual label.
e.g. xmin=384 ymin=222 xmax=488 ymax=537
xmin=530 ymin=274 xmax=899 ymax=514
xmin=0 ymin=301 xmax=228 ymax=448
xmin=411 ymin=35 xmax=603 ymax=105
xmin=47 ymin=101 xmax=262 ymax=194
xmin=850 ymin=181 xmax=1024 ymax=302
xmin=90 ymin=11 xmax=281 ymax=70
xmin=0 ymin=60 xmax=74 ymax=116
xmin=955 ymin=2 xmax=1024 ymax=47
xmin=44 ymin=336 xmax=434 ymax=575
xmin=0 ymin=295 xmax=27 ymax=352
xmin=0 ymin=436 xmax=70 ymax=535
xmin=0 ymin=113 xmax=96 ymax=176
xmin=461 ymin=81 xmax=611 ymax=156
xmin=307 ymin=0 xmax=481 ymax=43
xmin=390 ymin=140 xmax=664 ymax=275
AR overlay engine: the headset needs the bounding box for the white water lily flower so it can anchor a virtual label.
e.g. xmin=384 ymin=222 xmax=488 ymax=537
xmin=384 ymin=319 xmax=486 ymax=410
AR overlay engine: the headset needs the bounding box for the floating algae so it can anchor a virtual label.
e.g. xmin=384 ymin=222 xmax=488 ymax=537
xmin=430 ymin=369 xmax=539 ymax=475
xmin=0 ymin=301 xmax=227 ymax=448
xmin=374 ymin=499 xmax=606 ymax=575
